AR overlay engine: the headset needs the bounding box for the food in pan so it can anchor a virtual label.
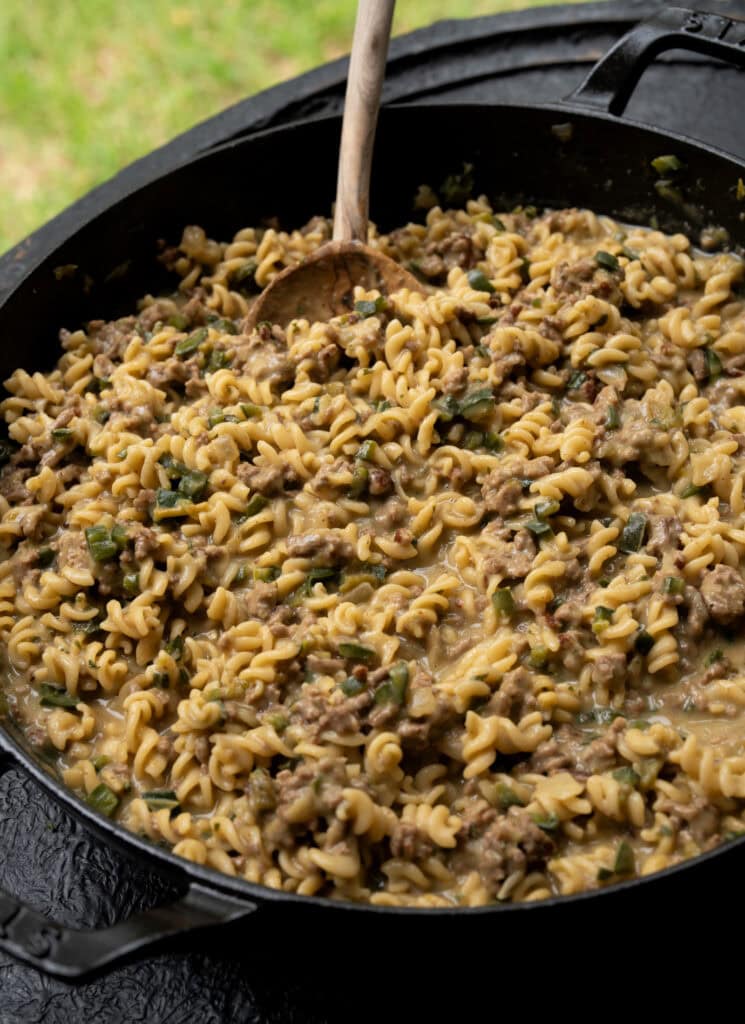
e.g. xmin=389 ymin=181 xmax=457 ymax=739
xmin=1 ymin=196 xmax=745 ymax=907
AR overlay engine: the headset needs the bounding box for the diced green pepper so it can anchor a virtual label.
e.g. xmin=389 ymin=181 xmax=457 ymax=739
xmin=595 ymin=251 xmax=620 ymax=272
xmin=51 ymin=428 xmax=73 ymax=442
xmin=244 ymin=494 xmax=269 ymax=518
xmin=592 ymin=606 xmax=614 ymax=634
xmin=492 ymin=588 xmax=515 ymax=616
xmin=459 ymin=388 xmax=494 ymax=421
xmin=705 ymin=348 xmax=723 ymax=381
xmin=619 ymin=512 xmax=647 ymax=553
xmin=142 ymin=789 xmax=180 ymax=811
xmin=495 ymin=783 xmax=525 ymax=810
xmin=348 ymin=463 xmax=369 ymax=499
xmin=525 ymin=519 xmax=553 ymax=538
xmin=614 ymin=840 xmax=635 ymax=875
xmin=605 ymin=404 xmax=621 ymax=430
xmin=663 ymin=576 xmax=685 ymax=595
xmin=340 ymin=676 xmax=365 ymax=697
xmin=166 ymin=313 xmax=190 ymax=331
xmin=209 ymin=317 xmax=238 ymax=336
xmin=111 ymin=524 xmax=128 ymax=550
xmin=389 ymin=662 xmax=409 ymax=704
xmin=39 ymin=684 xmax=78 ymax=708
xmin=87 ymin=783 xmax=119 ymax=818
xmin=681 ymin=483 xmax=703 ymax=499
xmin=534 ymin=499 xmax=560 ymax=520
xmin=85 ymin=524 xmax=119 ymax=562
xmin=635 ymin=628 xmax=654 ymax=656
xmin=467 ymin=269 xmax=495 ymax=293
xmin=165 ymin=635 xmax=184 ymax=660
xmin=432 ymin=394 xmax=461 ymax=422
xmin=207 ymin=348 xmax=232 ymax=373
xmin=240 ymin=402 xmax=262 ymax=419
xmin=484 ymin=432 xmax=504 ymax=452
xmin=612 ymin=766 xmax=640 ymax=787
xmin=338 ymin=641 xmax=376 ymax=663
xmin=91 ymin=755 xmax=110 ymax=771
xmin=463 ymin=431 xmax=484 ymax=450
xmin=529 ymin=645 xmax=549 ymax=669
xmin=354 ymin=296 xmax=386 ymax=317
xmin=356 ymin=439 xmax=377 ymax=462
xmin=156 ymin=489 xmax=190 ymax=510
xmin=37 ymin=547 xmax=55 ymax=568
xmin=122 ymin=572 xmax=140 ymax=596
xmin=253 ymin=565 xmax=280 ymax=583
xmin=177 ymin=469 xmax=208 ymax=501
xmin=233 ymin=261 xmax=258 ymax=291
xmin=532 ymin=812 xmax=560 ymax=831
xmin=705 ymin=648 xmax=723 ymax=667
xmin=175 ymin=327 xmax=208 ymax=358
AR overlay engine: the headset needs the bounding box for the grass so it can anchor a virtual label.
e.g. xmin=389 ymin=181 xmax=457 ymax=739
xmin=0 ymin=0 xmax=579 ymax=255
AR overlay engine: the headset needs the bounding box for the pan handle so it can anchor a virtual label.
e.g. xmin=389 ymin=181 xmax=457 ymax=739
xmin=569 ymin=6 xmax=745 ymax=116
xmin=0 ymin=752 xmax=256 ymax=979
xmin=0 ymin=881 xmax=255 ymax=980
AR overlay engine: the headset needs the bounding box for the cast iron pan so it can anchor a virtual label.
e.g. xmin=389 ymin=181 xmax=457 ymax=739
xmin=0 ymin=5 xmax=744 ymax=979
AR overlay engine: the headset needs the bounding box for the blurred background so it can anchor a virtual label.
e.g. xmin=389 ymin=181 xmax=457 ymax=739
xmin=0 ymin=0 xmax=583 ymax=256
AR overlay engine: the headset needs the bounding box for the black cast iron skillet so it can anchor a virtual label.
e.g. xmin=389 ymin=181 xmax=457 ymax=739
xmin=0 ymin=5 xmax=744 ymax=979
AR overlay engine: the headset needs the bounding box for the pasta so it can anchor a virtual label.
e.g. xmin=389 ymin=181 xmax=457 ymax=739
xmin=2 ymin=196 xmax=745 ymax=907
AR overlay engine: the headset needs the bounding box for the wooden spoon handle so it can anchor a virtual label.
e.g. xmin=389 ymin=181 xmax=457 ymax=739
xmin=332 ymin=0 xmax=395 ymax=243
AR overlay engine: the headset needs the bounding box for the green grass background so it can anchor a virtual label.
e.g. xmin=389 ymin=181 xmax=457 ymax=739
xmin=0 ymin=0 xmax=580 ymax=256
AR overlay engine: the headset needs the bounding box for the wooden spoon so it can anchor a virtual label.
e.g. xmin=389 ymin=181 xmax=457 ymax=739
xmin=244 ymin=0 xmax=421 ymax=331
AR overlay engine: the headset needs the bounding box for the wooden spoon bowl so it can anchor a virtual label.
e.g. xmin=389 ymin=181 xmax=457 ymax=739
xmin=244 ymin=0 xmax=422 ymax=333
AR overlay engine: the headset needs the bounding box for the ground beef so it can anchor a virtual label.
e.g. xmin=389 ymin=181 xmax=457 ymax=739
xmin=0 ymin=466 xmax=33 ymax=504
xmin=315 ymin=691 xmax=373 ymax=738
xmin=270 ymin=757 xmax=347 ymax=839
xmin=285 ymin=531 xmax=354 ymax=565
xmin=240 ymin=582 xmax=278 ymax=620
xmin=134 ymin=489 xmax=156 ymax=514
xmin=700 ymin=564 xmax=745 ymax=624
xmin=550 ymin=257 xmax=622 ymax=304
xmin=646 ymin=515 xmax=682 ymax=557
xmin=526 ymin=739 xmax=573 ymax=775
xmin=131 ymin=525 xmax=160 ymax=561
xmin=682 ymin=584 xmax=709 ymax=637
xmin=368 ymin=467 xmax=393 ymax=497
xmin=655 ymin=791 xmax=721 ymax=847
xmin=596 ymin=403 xmax=661 ymax=466
xmin=87 ymin=316 xmax=137 ymax=360
xmin=233 ymin=339 xmax=294 ymax=390
xmin=441 ymin=366 xmax=469 ymax=395
xmin=418 ymin=232 xmax=479 ymax=280
xmin=309 ymin=458 xmax=354 ymax=500
xmin=592 ymin=386 xmax=621 ymax=431
xmin=389 ymin=822 xmax=435 ymax=861
xmin=479 ymin=808 xmax=555 ymax=892
xmin=306 ymin=654 xmax=345 ymax=675
xmin=590 ymin=652 xmax=627 ymax=692
xmin=481 ymin=456 xmax=553 ymax=515
xmin=306 ymin=342 xmax=340 ymax=382
xmin=57 ymin=531 xmax=90 ymax=572
xmin=137 ymin=299 xmax=180 ymax=332
xmin=11 ymin=546 xmax=41 ymax=586
xmin=146 ymin=358 xmax=191 ymax=391
xmin=577 ymin=717 xmax=626 ymax=775
xmin=487 ymin=668 xmax=537 ymax=720
xmin=483 ymin=530 xmax=536 ymax=579
xmin=687 ymin=349 xmax=708 ymax=381
xmin=237 ymin=462 xmax=300 ymax=495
